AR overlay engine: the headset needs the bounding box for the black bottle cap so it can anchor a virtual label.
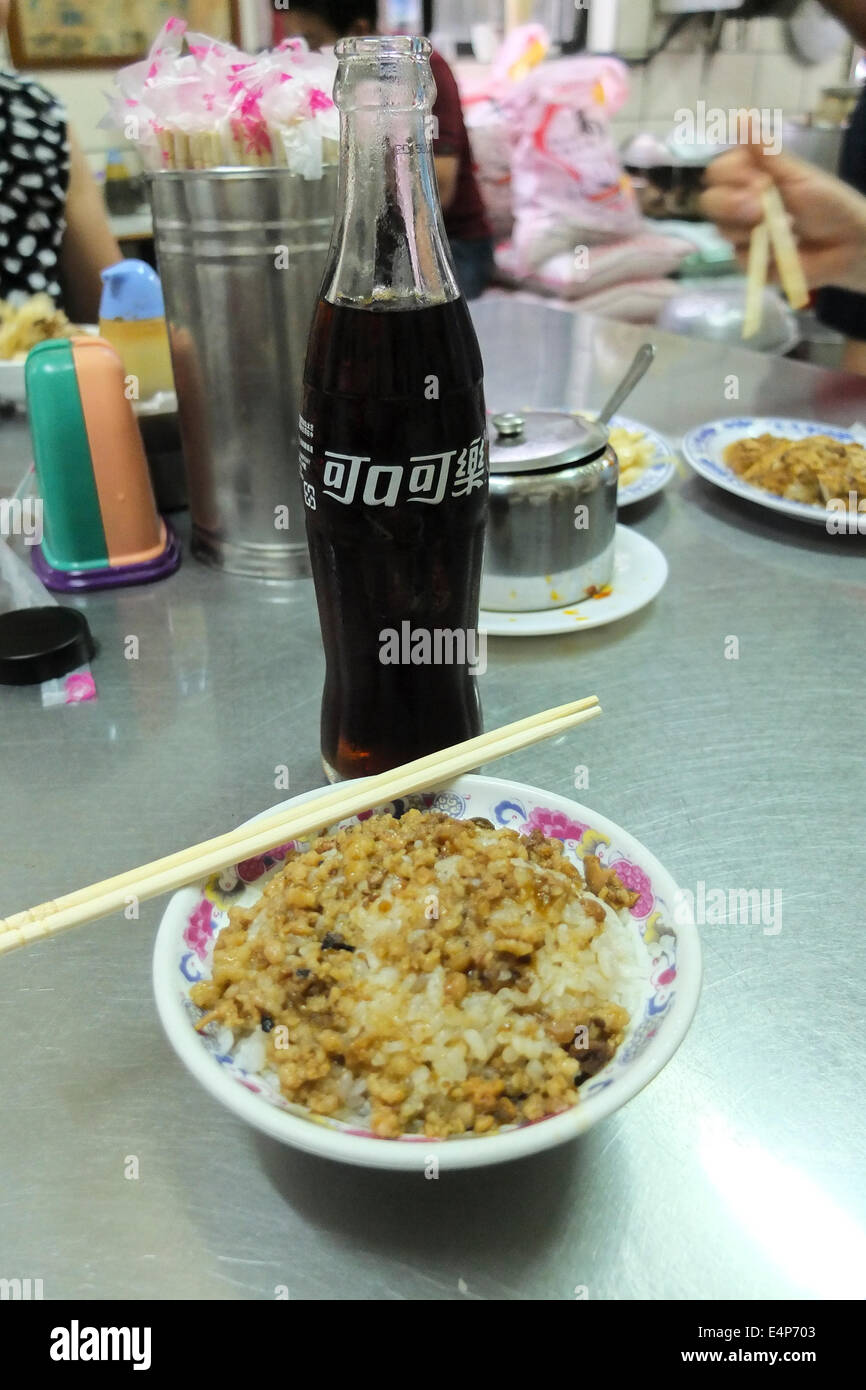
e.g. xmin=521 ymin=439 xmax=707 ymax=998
xmin=0 ymin=607 xmax=96 ymax=686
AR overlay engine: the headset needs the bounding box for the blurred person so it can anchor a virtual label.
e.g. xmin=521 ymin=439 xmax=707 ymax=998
xmin=802 ymin=2 xmax=866 ymax=372
xmin=0 ymin=0 xmax=122 ymax=322
xmin=701 ymin=140 xmax=866 ymax=304
xmin=279 ymin=1 xmax=495 ymax=299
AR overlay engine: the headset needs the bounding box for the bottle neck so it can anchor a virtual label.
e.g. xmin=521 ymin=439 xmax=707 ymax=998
xmin=321 ymin=38 xmax=459 ymax=309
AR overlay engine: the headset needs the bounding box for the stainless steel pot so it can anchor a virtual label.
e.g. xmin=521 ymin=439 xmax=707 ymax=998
xmin=480 ymin=410 xmax=618 ymax=613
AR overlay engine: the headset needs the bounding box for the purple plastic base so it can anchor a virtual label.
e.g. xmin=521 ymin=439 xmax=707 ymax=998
xmin=31 ymin=521 xmax=181 ymax=593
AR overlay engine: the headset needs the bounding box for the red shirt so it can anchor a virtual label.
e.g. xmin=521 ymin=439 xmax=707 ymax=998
xmin=429 ymin=51 xmax=490 ymax=243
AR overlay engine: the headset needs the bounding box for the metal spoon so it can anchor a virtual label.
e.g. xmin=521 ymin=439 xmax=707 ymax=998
xmin=596 ymin=342 xmax=657 ymax=425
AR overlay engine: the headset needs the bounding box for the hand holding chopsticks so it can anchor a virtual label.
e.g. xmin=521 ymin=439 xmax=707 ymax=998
xmin=700 ymin=140 xmax=866 ymax=338
xmin=0 ymin=697 xmax=602 ymax=958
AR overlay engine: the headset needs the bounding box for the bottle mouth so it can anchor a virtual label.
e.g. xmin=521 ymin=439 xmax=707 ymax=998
xmin=335 ymin=35 xmax=432 ymax=61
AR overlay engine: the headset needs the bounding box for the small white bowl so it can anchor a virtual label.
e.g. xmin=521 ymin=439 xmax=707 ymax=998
xmin=153 ymin=775 xmax=701 ymax=1171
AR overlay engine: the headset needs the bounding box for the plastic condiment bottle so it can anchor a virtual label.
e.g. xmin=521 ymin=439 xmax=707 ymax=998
xmin=98 ymin=259 xmax=174 ymax=402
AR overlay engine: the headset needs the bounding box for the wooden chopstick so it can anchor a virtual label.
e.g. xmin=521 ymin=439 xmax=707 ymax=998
xmin=761 ymin=186 xmax=809 ymax=311
xmin=743 ymin=221 xmax=769 ymax=340
xmin=743 ymin=185 xmax=809 ymax=339
xmin=0 ymin=697 xmax=601 ymax=956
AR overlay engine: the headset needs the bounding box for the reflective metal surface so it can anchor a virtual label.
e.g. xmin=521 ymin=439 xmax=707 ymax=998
xmin=658 ymin=280 xmax=800 ymax=356
xmin=1 ymin=298 xmax=865 ymax=1300
xmin=482 ymin=438 xmax=618 ymax=612
xmin=150 ymin=168 xmax=337 ymax=579
xmin=488 ymin=408 xmax=608 ymax=473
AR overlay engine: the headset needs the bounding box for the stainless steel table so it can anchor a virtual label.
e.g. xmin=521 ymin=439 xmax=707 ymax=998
xmin=2 ymin=300 xmax=864 ymax=1301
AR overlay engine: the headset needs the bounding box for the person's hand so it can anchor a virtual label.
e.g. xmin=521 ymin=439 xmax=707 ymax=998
xmin=700 ymin=141 xmax=866 ymax=295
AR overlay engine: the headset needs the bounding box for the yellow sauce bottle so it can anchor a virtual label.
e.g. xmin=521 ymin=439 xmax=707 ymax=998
xmin=98 ymin=259 xmax=175 ymax=402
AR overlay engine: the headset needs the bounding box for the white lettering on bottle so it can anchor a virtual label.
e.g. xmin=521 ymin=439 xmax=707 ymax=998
xmin=322 ymin=453 xmax=366 ymax=505
xmin=363 ymin=465 xmax=402 ymax=507
xmin=306 ymin=436 xmax=487 ymax=509
xmin=451 ymin=437 xmax=486 ymax=497
xmin=407 ymin=450 xmax=455 ymax=504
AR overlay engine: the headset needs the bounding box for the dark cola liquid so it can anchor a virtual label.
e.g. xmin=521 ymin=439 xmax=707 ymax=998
xmin=300 ymin=296 xmax=488 ymax=780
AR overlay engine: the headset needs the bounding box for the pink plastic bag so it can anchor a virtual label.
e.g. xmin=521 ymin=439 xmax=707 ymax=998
xmin=502 ymin=57 xmax=641 ymax=272
xmin=464 ymin=96 xmax=514 ymax=240
xmin=461 ymin=24 xmax=551 ymax=243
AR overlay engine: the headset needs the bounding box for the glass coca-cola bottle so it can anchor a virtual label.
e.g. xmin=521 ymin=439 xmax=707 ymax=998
xmin=300 ymin=35 xmax=488 ymax=781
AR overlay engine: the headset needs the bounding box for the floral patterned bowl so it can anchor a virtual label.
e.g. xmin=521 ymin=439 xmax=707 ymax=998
xmin=153 ymin=775 xmax=701 ymax=1171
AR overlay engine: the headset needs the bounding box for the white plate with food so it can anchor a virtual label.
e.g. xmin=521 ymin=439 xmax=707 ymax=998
xmin=682 ymin=416 xmax=865 ymax=526
xmin=0 ymin=293 xmax=87 ymax=404
xmin=153 ymin=774 xmax=701 ymax=1171
xmin=479 ymin=525 xmax=667 ymax=638
xmin=608 ymin=415 xmax=679 ymax=506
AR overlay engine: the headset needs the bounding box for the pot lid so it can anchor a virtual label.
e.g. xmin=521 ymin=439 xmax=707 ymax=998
xmin=488 ymin=409 xmax=609 ymax=475
xmin=0 ymin=606 xmax=95 ymax=686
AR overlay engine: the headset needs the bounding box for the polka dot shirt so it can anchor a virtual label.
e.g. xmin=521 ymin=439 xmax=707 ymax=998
xmin=0 ymin=70 xmax=70 ymax=305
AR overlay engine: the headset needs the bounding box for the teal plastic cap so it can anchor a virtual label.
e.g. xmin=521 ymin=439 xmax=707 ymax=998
xmin=99 ymin=259 xmax=165 ymax=321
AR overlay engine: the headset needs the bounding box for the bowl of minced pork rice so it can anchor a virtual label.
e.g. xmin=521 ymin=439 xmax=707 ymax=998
xmin=153 ymin=776 xmax=701 ymax=1170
